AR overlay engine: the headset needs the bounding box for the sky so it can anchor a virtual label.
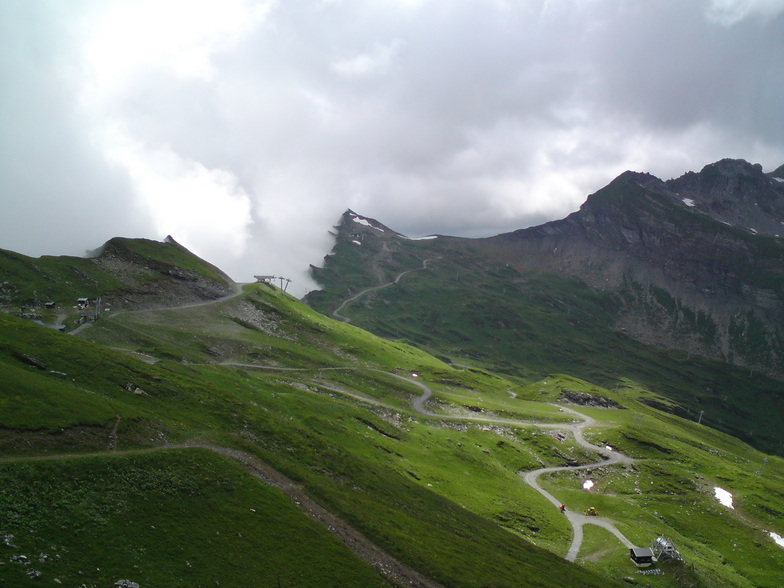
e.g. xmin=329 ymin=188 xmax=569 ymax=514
xmin=2 ymin=0 xmax=784 ymax=296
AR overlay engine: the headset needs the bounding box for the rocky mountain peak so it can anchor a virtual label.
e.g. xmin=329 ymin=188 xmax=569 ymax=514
xmin=478 ymin=158 xmax=784 ymax=378
xmin=664 ymin=158 xmax=784 ymax=236
xmin=341 ymin=210 xmax=404 ymax=239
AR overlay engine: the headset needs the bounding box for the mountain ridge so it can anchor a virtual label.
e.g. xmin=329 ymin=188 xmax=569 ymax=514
xmin=305 ymin=158 xmax=784 ymax=454
xmin=476 ymin=158 xmax=784 ymax=377
xmin=0 ymin=235 xmax=236 ymax=318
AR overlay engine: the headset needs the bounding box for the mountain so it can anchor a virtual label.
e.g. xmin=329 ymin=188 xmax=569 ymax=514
xmin=305 ymin=160 xmax=784 ymax=455
xmin=0 ymin=237 xmax=613 ymax=587
xmin=481 ymin=158 xmax=784 ymax=376
xmin=0 ymin=235 xmax=235 ymax=319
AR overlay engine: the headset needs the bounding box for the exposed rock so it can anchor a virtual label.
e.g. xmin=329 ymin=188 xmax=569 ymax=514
xmin=558 ymin=389 xmax=623 ymax=409
xmin=13 ymin=353 xmax=46 ymax=370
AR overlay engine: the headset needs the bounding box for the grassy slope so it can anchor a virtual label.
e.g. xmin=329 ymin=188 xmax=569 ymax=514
xmin=310 ymin=236 xmax=784 ymax=456
xmin=3 ymin=279 xmax=783 ymax=586
xmin=0 ymin=449 xmax=385 ymax=587
xmin=0 ymin=300 xmax=610 ymax=587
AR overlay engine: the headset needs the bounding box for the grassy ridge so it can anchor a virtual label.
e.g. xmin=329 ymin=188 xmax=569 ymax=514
xmin=0 ymin=248 xmax=122 ymax=306
xmin=0 ymin=237 xmax=232 ymax=314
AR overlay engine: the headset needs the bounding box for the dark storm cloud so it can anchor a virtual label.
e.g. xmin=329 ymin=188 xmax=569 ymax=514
xmin=2 ymin=1 xmax=784 ymax=295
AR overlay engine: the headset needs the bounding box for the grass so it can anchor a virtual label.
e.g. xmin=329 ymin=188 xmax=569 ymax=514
xmin=2 ymin=276 xmax=783 ymax=586
xmin=0 ymin=449 xmax=386 ymax=587
xmin=316 ymin=245 xmax=784 ymax=456
xmin=0 ymin=310 xmax=616 ymax=586
xmin=0 ymin=237 xmax=232 ymax=325
xmin=533 ymin=393 xmax=784 ymax=587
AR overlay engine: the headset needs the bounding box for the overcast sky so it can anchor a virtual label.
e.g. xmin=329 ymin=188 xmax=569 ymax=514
xmin=2 ymin=0 xmax=784 ymax=295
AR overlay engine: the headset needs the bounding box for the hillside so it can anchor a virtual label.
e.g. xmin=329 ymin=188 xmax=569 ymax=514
xmin=2 ymin=236 xmax=783 ymax=586
xmin=0 ymin=236 xmax=235 ymax=327
xmin=305 ymin=161 xmax=784 ymax=456
xmin=0 ymin=242 xmax=611 ymax=587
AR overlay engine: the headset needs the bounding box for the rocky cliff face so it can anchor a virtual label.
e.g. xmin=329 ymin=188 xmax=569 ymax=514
xmin=480 ymin=159 xmax=784 ymax=377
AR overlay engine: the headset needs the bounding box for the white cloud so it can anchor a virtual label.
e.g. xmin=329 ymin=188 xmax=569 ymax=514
xmin=79 ymin=0 xmax=273 ymax=95
xmin=332 ymin=39 xmax=402 ymax=77
xmin=104 ymin=125 xmax=253 ymax=267
xmin=705 ymin=0 xmax=784 ymax=25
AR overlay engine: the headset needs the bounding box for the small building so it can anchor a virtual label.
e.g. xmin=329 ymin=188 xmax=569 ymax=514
xmin=45 ymin=301 xmax=56 ymax=309
xmin=76 ymin=297 xmax=90 ymax=309
xmin=254 ymin=275 xmax=276 ymax=284
xmin=630 ymin=547 xmax=655 ymax=568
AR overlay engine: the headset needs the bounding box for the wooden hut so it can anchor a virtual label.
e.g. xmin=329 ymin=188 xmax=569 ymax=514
xmin=629 ymin=547 xmax=654 ymax=568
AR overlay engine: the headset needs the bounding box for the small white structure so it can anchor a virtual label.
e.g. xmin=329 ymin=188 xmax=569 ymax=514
xmin=651 ymin=536 xmax=682 ymax=561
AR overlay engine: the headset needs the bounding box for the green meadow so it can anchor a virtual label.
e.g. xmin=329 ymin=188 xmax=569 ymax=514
xmin=1 ymin=276 xmax=782 ymax=586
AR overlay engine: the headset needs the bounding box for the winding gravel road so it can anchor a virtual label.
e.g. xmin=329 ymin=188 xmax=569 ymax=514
xmin=520 ymin=406 xmax=635 ymax=561
xmin=390 ymin=372 xmax=637 ymax=562
xmin=332 ymin=258 xmax=436 ymax=323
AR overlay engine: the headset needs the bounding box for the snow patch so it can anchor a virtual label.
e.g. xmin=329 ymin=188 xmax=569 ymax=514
xmin=353 ymin=217 xmax=384 ymax=231
xmin=749 ymin=228 xmax=758 ymax=234
xmin=583 ymin=480 xmax=594 ymax=490
xmin=403 ymin=235 xmax=438 ymax=241
xmin=773 ymin=177 xmax=784 ymax=183
xmin=682 ymin=198 xmax=696 ymax=207
xmin=714 ymin=487 xmax=734 ymax=509
xmin=769 ymin=532 xmax=784 ymax=548
xmin=352 ymin=240 xmax=361 ymax=245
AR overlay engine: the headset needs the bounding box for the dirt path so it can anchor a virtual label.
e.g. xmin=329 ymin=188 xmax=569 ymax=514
xmin=333 ymin=259 xmax=436 ymax=323
xmin=175 ymin=441 xmax=444 ymax=588
xmin=69 ymin=282 xmax=245 ymax=335
xmin=1 ymin=441 xmax=443 ymax=588
xmin=390 ymin=372 xmax=637 ymax=562
xmin=223 ymin=364 xmax=638 ymax=562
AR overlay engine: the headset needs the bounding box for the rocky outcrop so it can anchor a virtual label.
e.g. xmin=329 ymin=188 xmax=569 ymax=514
xmin=666 ymin=159 xmax=784 ymax=237
xmin=92 ymin=237 xmax=236 ymax=311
